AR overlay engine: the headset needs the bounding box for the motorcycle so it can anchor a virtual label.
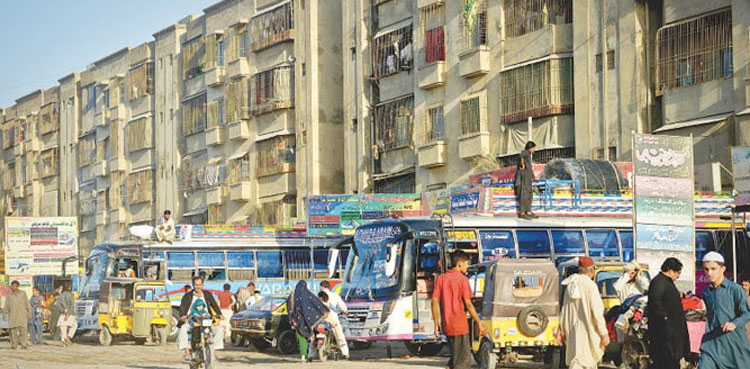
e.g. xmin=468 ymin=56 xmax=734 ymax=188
xmin=312 ymin=322 xmax=341 ymax=362
xmin=189 ymin=317 xmax=216 ymax=369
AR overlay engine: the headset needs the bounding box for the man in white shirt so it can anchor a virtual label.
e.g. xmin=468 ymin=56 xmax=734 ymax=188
xmin=320 ymin=280 xmax=349 ymax=358
xmin=613 ymin=260 xmax=650 ymax=304
xmin=155 ymin=210 xmax=175 ymax=243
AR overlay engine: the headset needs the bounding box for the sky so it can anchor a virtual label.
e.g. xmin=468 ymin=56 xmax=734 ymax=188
xmin=0 ymin=0 xmax=216 ymax=108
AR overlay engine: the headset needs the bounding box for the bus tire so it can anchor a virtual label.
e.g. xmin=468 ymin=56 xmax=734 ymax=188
xmin=352 ymin=340 xmax=372 ymax=350
xmin=404 ymin=341 xmax=443 ymax=357
xmin=517 ymin=305 xmax=548 ymax=337
xmin=168 ymin=308 xmax=180 ymax=342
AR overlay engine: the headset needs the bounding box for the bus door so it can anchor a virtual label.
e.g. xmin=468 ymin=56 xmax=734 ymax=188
xmin=408 ymin=236 xmax=442 ymax=338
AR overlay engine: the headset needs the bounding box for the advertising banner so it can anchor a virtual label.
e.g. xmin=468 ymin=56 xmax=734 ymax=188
xmin=307 ymin=194 xmax=422 ymax=236
xmin=4 ymin=217 xmax=79 ymax=276
xmin=633 ymin=133 xmax=695 ymax=291
xmin=732 ymin=147 xmax=750 ymax=207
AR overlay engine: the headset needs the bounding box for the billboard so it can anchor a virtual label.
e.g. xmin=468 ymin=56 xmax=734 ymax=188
xmin=732 ymin=147 xmax=750 ymax=207
xmin=4 ymin=217 xmax=79 ymax=276
xmin=633 ymin=133 xmax=695 ymax=291
xmin=307 ymin=194 xmax=422 ymax=236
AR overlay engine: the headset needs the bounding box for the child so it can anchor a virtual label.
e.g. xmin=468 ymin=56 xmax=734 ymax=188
xmin=185 ymin=299 xmax=212 ymax=360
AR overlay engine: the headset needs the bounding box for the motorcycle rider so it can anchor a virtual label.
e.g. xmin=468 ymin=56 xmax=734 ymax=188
xmin=319 ymin=280 xmax=349 ymax=359
xmin=178 ymin=276 xmax=222 ymax=363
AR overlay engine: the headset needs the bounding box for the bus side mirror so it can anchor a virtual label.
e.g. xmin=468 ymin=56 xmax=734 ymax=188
xmin=385 ymin=244 xmax=398 ymax=277
xmin=327 ymin=250 xmax=340 ymax=279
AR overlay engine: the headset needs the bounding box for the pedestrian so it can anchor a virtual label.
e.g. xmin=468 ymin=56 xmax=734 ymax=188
xmin=320 ymin=281 xmax=350 ymax=359
xmin=28 ymin=286 xmax=45 ymax=345
xmin=287 ymin=280 xmax=330 ymax=362
xmin=48 ymin=291 xmax=62 ymax=341
xmin=57 ymin=284 xmax=77 ymax=346
xmin=245 ymin=282 xmax=259 ymax=309
xmin=2 ymin=280 xmax=31 ymax=350
xmin=235 ymin=286 xmax=249 ymax=312
xmin=698 ymin=252 xmax=750 ymax=369
xmin=178 ymin=276 xmax=222 ymax=363
xmin=216 ymin=283 xmax=236 ymax=346
xmin=560 ymin=257 xmax=609 ymax=369
xmin=613 ymin=260 xmax=649 ymax=304
xmin=514 ymin=141 xmax=538 ymax=220
xmin=155 ymin=209 xmax=176 ymax=243
xmin=741 ymin=277 xmax=750 ymax=304
xmin=431 ymin=251 xmax=487 ymax=369
xmin=647 ymin=257 xmax=689 ymax=369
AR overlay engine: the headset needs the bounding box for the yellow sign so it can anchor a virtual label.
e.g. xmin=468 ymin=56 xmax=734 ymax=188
xmin=447 ymin=230 xmax=477 ymax=241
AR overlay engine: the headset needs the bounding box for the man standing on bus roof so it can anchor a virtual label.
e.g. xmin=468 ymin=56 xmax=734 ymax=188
xmin=432 ymin=251 xmax=487 ymax=369
xmin=698 ymin=252 xmax=750 ymax=369
xmin=514 ymin=141 xmax=538 ymax=220
xmin=320 ymin=280 xmax=349 ymax=359
xmin=155 ymin=210 xmax=175 ymax=243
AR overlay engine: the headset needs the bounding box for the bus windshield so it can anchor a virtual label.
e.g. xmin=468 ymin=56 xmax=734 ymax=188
xmin=342 ymin=224 xmax=407 ymax=301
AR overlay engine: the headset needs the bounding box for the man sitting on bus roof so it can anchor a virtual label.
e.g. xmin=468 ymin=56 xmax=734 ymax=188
xmin=155 ymin=210 xmax=175 ymax=243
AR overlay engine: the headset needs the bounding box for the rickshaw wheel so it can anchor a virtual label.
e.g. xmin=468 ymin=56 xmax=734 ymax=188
xmin=517 ymin=306 xmax=549 ymax=337
xmin=622 ymin=335 xmax=649 ymax=369
xmin=135 ymin=338 xmax=147 ymax=345
xmin=479 ymin=340 xmax=498 ymax=369
xmin=99 ymin=327 xmax=113 ymax=346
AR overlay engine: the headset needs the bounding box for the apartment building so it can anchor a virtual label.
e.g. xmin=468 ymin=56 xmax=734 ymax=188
xmin=342 ymin=0 xmax=750 ymax=193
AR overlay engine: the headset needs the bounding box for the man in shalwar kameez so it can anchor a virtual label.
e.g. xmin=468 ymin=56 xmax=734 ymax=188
xmin=699 ymin=252 xmax=750 ymax=369
xmin=560 ymin=257 xmax=610 ymax=369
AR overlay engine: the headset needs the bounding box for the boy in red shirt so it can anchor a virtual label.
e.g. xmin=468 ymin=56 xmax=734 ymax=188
xmin=432 ymin=251 xmax=487 ymax=369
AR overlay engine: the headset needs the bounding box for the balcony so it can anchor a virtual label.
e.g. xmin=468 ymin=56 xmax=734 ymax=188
xmin=206 ymin=186 xmax=227 ymax=205
xmin=417 ymin=141 xmax=447 ymax=168
xmin=205 ymin=66 xmax=226 ymax=87
xmin=226 ymin=59 xmax=250 ymax=79
xmin=418 ymin=62 xmax=446 ymax=90
xmin=459 ymin=132 xmax=490 ymax=159
xmin=94 ymin=110 xmax=108 ymax=127
xmin=109 ymin=157 xmax=128 ymax=172
xmin=91 ymin=161 xmax=108 ymax=177
xmin=258 ymin=171 xmax=295 ymax=198
xmin=109 ymin=105 xmax=127 ymax=122
xmin=230 ymin=182 xmax=253 ymax=202
xmin=227 ymin=121 xmax=250 ymax=141
xmin=95 ymin=210 xmax=107 ymax=226
xmin=459 ymin=47 xmax=490 ymax=78
xmin=205 ymin=126 xmax=225 ymax=146
xmin=109 ymin=208 xmax=128 ymax=224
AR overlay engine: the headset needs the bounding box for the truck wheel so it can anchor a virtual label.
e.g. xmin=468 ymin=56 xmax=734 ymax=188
xmin=404 ymin=341 xmax=443 ymax=356
xmin=480 ymin=340 xmax=498 ymax=369
xmin=277 ymin=330 xmax=298 ymax=355
xmin=99 ymin=327 xmax=113 ymax=346
xmin=517 ymin=305 xmax=549 ymax=337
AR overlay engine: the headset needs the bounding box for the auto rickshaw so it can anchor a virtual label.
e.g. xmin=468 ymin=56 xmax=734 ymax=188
xmin=468 ymin=259 xmax=562 ymax=369
xmin=98 ymin=278 xmax=172 ymax=346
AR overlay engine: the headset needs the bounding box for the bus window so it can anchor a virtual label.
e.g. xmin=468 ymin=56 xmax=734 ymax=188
xmin=586 ymin=230 xmax=619 ymax=258
xmin=551 ymin=230 xmax=585 ymax=258
xmin=167 ymin=252 xmax=195 ymax=281
xmin=695 ymin=231 xmax=715 ymax=262
xmin=619 ymin=231 xmax=633 ymax=261
xmin=516 ymin=230 xmax=551 ymax=257
xmin=228 ymin=252 xmax=256 ymax=281
xmin=715 ymin=231 xmax=736 ymax=276
xmin=479 ymin=230 xmax=516 ymax=260
xmin=198 ymin=252 xmax=226 ymax=281
xmin=313 ymin=250 xmax=329 ymax=279
xmin=284 ymin=250 xmax=311 ymax=280
xmin=257 ymin=252 xmax=283 ymax=278
xmin=418 ymin=241 xmax=441 ymax=274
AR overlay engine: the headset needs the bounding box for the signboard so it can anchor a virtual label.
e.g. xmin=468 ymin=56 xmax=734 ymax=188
xmin=307 ymin=194 xmax=422 ymax=236
xmin=633 ymin=134 xmax=695 ymax=291
xmin=732 ymin=147 xmax=750 ymax=207
xmin=4 ymin=217 xmax=79 ymax=276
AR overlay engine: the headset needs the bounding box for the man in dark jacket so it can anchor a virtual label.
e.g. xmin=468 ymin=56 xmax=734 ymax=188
xmin=514 ymin=141 xmax=538 ymax=220
xmin=178 ymin=276 xmax=222 ymax=361
xmin=647 ymin=257 xmax=689 ymax=369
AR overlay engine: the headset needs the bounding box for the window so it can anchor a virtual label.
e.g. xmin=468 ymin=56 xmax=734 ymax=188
xmin=207 ymin=98 xmax=224 ymax=129
xmin=695 ymin=230 xmax=716 ymax=262
xmin=375 ymin=95 xmax=414 ymax=151
xmin=656 ymin=9 xmax=732 ymax=93
xmin=516 ymin=230 xmax=551 ymax=256
xmin=423 ymin=106 xmax=444 ymax=143
xmin=205 ymin=34 xmax=223 ymax=70
xmin=225 ymin=24 xmax=247 ymax=61
xmin=480 ymin=230 xmax=516 ymax=260
xmin=250 ymin=2 xmax=294 ymax=51
xmin=182 ymin=94 xmax=207 ymax=135
xmin=103 ymin=89 xmax=110 ymax=108
xmin=109 ymin=172 xmax=123 ymax=209
xmin=257 ymin=252 xmax=283 ymax=278
xmin=96 ymin=189 xmax=109 ymax=213
xmin=512 ymin=273 xmax=545 ymax=297
xmin=79 ymin=133 xmax=96 ymax=166
xmin=96 ymin=138 xmax=108 ymax=162
xmin=284 ymin=250 xmax=311 ymax=280
xmin=84 ymin=84 xmax=97 ymax=113
xmin=586 ymin=229 xmax=619 ymax=258
xmin=208 ymin=204 xmax=224 ymax=224
xmin=168 ymin=252 xmax=195 ymax=268
xmin=228 ymin=251 xmax=256 ymax=281
xmin=182 ymin=36 xmax=206 ymax=80
xmin=461 ymin=0 xmax=487 ymax=51
xmin=551 ymin=230 xmax=585 ymax=255
xmin=3 ymin=162 xmax=15 ymax=189
xmin=228 ymin=153 xmax=251 ymax=184
xmin=504 ymin=0 xmax=572 ymax=38
xmin=373 ymin=25 xmax=413 ymax=78
xmin=225 ymin=78 xmax=249 ymax=122
xmin=128 ymin=62 xmax=154 ymax=100
xmin=257 ymin=135 xmax=296 ymax=177
xmin=595 ymin=53 xmax=603 ymax=72
xmin=217 ymin=40 xmax=225 ymax=66
xmin=619 ymin=230 xmax=633 ymax=261
xmin=606 ymin=50 xmax=615 ymax=70
xmin=239 ymin=29 xmax=249 ymax=57
xmin=79 ymin=182 xmax=96 ymax=215
xmin=110 ymin=121 xmax=120 ymax=158
xmin=460 ymin=96 xmax=483 ymax=135
xmin=127 ymin=117 xmax=153 ymax=152
xmin=251 ymin=65 xmax=294 ymax=115
xmin=500 ymin=57 xmax=574 ymax=123
xmin=2 ymin=124 xmax=16 ymax=149
xmin=419 ymin=4 xmax=445 ymax=65
xmin=198 ymin=252 xmax=226 ymax=281
xmin=40 ymin=147 xmax=58 ymax=178
xmin=127 ymin=169 xmax=152 ymax=204
xmin=39 ymin=103 xmax=59 ymax=135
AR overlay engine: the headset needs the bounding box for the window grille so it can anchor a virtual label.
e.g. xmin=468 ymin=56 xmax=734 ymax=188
xmin=461 ymin=0 xmax=488 ymax=52
xmin=79 ymin=133 xmax=96 ymax=167
xmin=110 ymin=121 xmax=120 ymax=158
xmin=419 ymin=4 xmax=445 ymax=65
xmin=207 ymin=98 xmax=224 ymax=129
xmin=257 ymin=135 xmax=296 ymax=177
xmin=656 ymin=9 xmax=732 ymax=94
xmin=127 ymin=117 xmax=153 ymax=152
xmin=96 ymin=138 xmax=108 ymax=162
xmin=500 ymin=58 xmax=574 ymax=123
xmin=375 ymin=96 xmax=414 ymax=151
xmin=228 ymin=153 xmax=251 ymax=184
xmin=504 ymin=0 xmax=572 ymax=38
xmin=182 ymin=36 xmax=206 ymax=80
xmin=461 ymin=97 xmax=482 ymax=135
xmin=40 ymin=147 xmax=58 ymax=178
xmin=127 ymin=169 xmax=153 ymax=204
xmin=204 ymin=164 xmax=226 ymax=188
xmin=226 ymin=78 xmax=249 ymax=122
xmin=79 ymin=182 xmax=97 ymax=215
xmin=251 ymin=2 xmax=294 ymax=52
xmin=423 ymin=106 xmax=444 ymax=143
xmin=182 ymin=94 xmax=207 ymax=135
xmin=128 ymin=62 xmax=153 ymax=100
xmin=595 ymin=53 xmax=603 ymax=72
xmin=498 ymin=146 xmax=575 ymax=167
xmin=39 ymin=103 xmax=59 ymax=135
xmin=373 ymin=25 xmax=413 ymax=78
xmin=606 ymin=50 xmax=615 ymax=70
xmin=251 ymin=65 xmax=294 ymax=115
